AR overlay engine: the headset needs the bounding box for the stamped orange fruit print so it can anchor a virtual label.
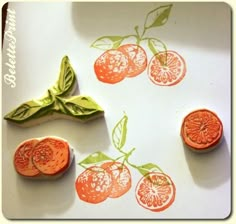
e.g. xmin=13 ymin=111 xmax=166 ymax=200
xmin=91 ymin=4 xmax=186 ymax=85
xmin=101 ymin=161 xmax=132 ymax=198
xmin=136 ymin=172 xmax=176 ymax=212
xmin=75 ymin=113 xmax=176 ymax=212
xmin=181 ymin=109 xmax=223 ymax=152
xmin=75 ymin=166 xmax=112 ymax=204
xmin=148 ymin=51 xmax=186 ymax=86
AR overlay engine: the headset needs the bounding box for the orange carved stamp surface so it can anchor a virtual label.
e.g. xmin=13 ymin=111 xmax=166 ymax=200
xmin=181 ymin=109 xmax=223 ymax=152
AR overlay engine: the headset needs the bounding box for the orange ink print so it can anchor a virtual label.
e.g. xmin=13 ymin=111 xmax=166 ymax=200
xmin=75 ymin=113 xmax=176 ymax=212
xmin=135 ymin=172 xmax=176 ymax=212
xmin=181 ymin=109 xmax=223 ymax=152
xmin=148 ymin=50 xmax=186 ymax=86
xmin=91 ymin=4 xmax=186 ymax=86
xmin=75 ymin=166 xmax=112 ymax=204
xmin=94 ymin=49 xmax=129 ymax=84
xmin=117 ymin=44 xmax=147 ymax=78
xmin=101 ymin=161 xmax=132 ymax=198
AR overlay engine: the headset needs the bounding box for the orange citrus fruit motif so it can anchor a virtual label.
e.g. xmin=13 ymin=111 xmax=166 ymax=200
xmin=32 ymin=137 xmax=70 ymax=176
xmin=14 ymin=139 xmax=40 ymax=177
xmin=94 ymin=49 xmax=129 ymax=84
xmin=148 ymin=50 xmax=186 ymax=86
xmin=118 ymin=44 xmax=148 ymax=77
xmin=101 ymin=161 xmax=132 ymax=198
xmin=181 ymin=109 xmax=223 ymax=152
xmin=75 ymin=166 xmax=113 ymax=204
xmin=94 ymin=44 xmax=148 ymax=84
xmin=135 ymin=172 xmax=176 ymax=212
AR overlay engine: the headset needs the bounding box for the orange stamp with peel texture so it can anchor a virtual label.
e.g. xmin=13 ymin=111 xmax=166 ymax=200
xmin=181 ymin=109 xmax=223 ymax=152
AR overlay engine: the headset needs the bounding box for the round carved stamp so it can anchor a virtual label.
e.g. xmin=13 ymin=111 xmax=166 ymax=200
xmin=181 ymin=109 xmax=223 ymax=152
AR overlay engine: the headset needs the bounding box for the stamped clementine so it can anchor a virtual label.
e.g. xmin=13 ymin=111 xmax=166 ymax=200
xmin=94 ymin=49 xmax=129 ymax=84
xmin=181 ymin=109 xmax=223 ymax=152
xmin=75 ymin=166 xmax=112 ymax=204
xmin=118 ymin=44 xmax=147 ymax=77
xmin=135 ymin=172 xmax=176 ymax=212
xmin=148 ymin=50 xmax=186 ymax=86
xmin=101 ymin=161 xmax=132 ymax=198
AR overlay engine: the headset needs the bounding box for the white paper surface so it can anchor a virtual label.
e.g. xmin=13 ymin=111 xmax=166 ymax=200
xmin=2 ymin=2 xmax=231 ymax=219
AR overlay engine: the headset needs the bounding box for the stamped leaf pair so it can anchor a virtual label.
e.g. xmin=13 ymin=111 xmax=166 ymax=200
xmin=4 ymin=56 xmax=104 ymax=126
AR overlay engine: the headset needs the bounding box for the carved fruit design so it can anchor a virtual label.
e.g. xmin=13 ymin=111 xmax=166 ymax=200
xmin=181 ymin=109 xmax=223 ymax=152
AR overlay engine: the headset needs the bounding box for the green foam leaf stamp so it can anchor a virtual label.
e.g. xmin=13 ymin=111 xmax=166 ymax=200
xmin=4 ymin=56 xmax=104 ymax=127
xmin=50 ymin=56 xmax=76 ymax=96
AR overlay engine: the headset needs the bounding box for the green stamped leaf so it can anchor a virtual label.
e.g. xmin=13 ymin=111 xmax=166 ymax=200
xmin=144 ymin=4 xmax=173 ymax=29
xmin=91 ymin=36 xmax=124 ymax=50
xmin=147 ymin=38 xmax=167 ymax=56
xmin=79 ymin=152 xmax=113 ymax=166
xmin=50 ymin=56 xmax=76 ymax=96
xmin=137 ymin=163 xmax=163 ymax=176
xmin=112 ymin=114 xmax=128 ymax=150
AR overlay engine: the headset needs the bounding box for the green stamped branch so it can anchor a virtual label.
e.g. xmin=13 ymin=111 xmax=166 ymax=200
xmin=78 ymin=113 xmax=164 ymax=176
xmin=91 ymin=4 xmax=172 ymax=56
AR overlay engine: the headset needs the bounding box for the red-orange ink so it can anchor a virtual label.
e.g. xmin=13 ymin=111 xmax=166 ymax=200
xmin=148 ymin=50 xmax=186 ymax=86
xmin=181 ymin=109 xmax=223 ymax=152
xmin=118 ymin=44 xmax=147 ymax=78
xmin=94 ymin=49 xmax=129 ymax=84
xmin=101 ymin=161 xmax=132 ymax=198
xmin=135 ymin=172 xmax=176 ymax=212
xmin=94 ymin=44 xmax=147 ymax=84
xmin=75 ymin=166 xmax=112 ymax=204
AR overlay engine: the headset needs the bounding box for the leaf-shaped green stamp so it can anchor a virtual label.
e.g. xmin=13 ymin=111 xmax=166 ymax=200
xmin=57 ymin=95 xmax=104 ymax=121
xmin=50 ymin=56 xmax=76 ymax=96
xmin=144 ymin=4 xmax=173 ymax=29
xmin=4 ymin=99 xmax=53 ymax=123
xmin=4 ymin=56 xmax=104 ymax=127
xmin=112 ymin=114 xmax=128 ymax=150
xmin=91 ymin=36 xmax=124 ymax=50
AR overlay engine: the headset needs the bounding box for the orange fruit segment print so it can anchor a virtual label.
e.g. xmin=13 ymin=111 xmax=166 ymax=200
xmin=181 ymin=109 xmax=223 ymax=152
xmin=101 ymin=161 xmax=132 ymax=198
xmin=75 ymin=166 xmax=112 ymax=204
xmin=135 ymin=172 xmax=176 ymax=212
xmin=118 ymin=44 xmax=147 ymax=77
xmin=148 ymin=50 xmax=186 ymax=86
xmin=14 ymin=139 xmax=40 ymax=177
